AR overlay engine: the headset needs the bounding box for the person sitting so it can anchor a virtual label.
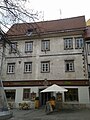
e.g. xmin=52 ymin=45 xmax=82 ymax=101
xmin=49 ymin=96 xmax=56 ymax=110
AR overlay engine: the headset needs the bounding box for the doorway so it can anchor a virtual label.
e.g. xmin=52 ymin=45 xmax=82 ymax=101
xmin=39 ymin=89 xmax=52 ymax=106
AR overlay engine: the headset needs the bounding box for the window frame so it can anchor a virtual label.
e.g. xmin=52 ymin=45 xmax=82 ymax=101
xmin=23 ymin=88 xmax=31 ymax=100
xmin=10 ymin=42 xmax=17 ymax=53
xmin=75 ymin=37 xmax=83 ymax=49
xmin=64 ymin=38 xmax=73 ymax=49
xmin=5 ymin=89 xmax=16 ymax=101
xmin=41 ymin=40 xmax=50 ymax=51
xmin=41 ymin=61 xmax=50 ymax=73
xmin=65 ymin=60 xmax=74 ymax=72
xmin=7 ymin=63 xmax=15 ymax=74
xmin=64 ymin=88 xmax=78 ymax=102
xmin=25 ymin=41 xmax=33 ymax=53
xmin=24 ymin=62 xmax=32 ymax=73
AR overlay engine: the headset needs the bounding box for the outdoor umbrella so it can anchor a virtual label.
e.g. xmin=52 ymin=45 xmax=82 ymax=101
xmin=41 ymin=84 xmax=68 ymax=93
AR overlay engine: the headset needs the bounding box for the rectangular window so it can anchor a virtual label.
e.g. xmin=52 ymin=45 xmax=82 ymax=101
xmin=64 ymin=88 xmax=78 ymax=102
xmin=25 ymin=41 xmax=33 ymax=52
xmin=64 ymin=38 xmax=73 ymax=49
xmin=88 ymin=64 xmax=90 ymax=78
xmin=7 ymin=63 xmax=15 ymax=74
xmin=75 ymin=37 xmax=83 ymax=49
xmin=41 ymin=61 xmax=50 ymax=73
xmin=41 ymin=40 xmax=50 ymax=51
xmin=23 ymin=88 xmax=31 ymax=100
xmin=5 ymin=89 xmax=16 ymax=101
xmin=65 ymin=60 xmax=74 ymax=72
xmin=10 ymin=42 xmax=17 ymax=53
xmin=24 ymin=62 xmax=32 ymax=73
xmin=87 ymin=43 xmax=90 ymax=54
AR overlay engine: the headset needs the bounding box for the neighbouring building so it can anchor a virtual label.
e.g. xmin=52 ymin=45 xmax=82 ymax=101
xmin=1 ymin=16 xmax=90 ymax=108
xmin=0 ymin=34 xmax=2 ymax=75
xmin=0 ymin=29 xmax=5 ymax=78
xmin=84 ymin=24 xmax=90 ymax=99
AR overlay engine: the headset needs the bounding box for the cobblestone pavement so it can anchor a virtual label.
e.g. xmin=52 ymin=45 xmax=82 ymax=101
xmin=8 ymin=108 xmax=90 ymax=120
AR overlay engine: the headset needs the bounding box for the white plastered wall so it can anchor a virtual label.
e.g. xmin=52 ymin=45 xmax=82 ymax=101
xmin=4 ymin=87 xmax=39 ymax=108
xmin=78 ymin=86 xmax=90 ymax=103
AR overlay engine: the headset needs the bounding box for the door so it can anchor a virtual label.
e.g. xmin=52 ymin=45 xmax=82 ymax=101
xmin=39 ymin=89 xmax=51 ymax=106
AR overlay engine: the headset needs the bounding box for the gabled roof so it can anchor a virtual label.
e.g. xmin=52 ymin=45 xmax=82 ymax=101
xmin=86 ymin=19 xmax=90 ymax=26
xmin=7 ymin=16 xmax=86 ymax=36
xmin=85 ymin=26 xmax=90 ymax=40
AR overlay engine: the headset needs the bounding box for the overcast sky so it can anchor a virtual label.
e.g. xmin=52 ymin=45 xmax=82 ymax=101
xmin=30 ymin=0 xmax=90 ymax=21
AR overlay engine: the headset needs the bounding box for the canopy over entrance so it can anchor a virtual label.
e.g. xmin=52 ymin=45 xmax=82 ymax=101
xmin=41 ymin=84 xmax=68 ymax=93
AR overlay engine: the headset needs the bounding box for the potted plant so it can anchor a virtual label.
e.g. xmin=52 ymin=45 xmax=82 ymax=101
xmin=35 ymin=97 xmax=39 ymax=109
xmin=19 ymin=102 xmax=30 ymax=110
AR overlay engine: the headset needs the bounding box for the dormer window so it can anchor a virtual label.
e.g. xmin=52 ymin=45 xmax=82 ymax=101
xmin=26 ymin=29 xmax=33 ymax=36
xmin=26 ymin=27 xmax=37 ymax=36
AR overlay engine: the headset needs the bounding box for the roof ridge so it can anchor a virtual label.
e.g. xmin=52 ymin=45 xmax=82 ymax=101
xmin=11 ymin=15 xmax=85 ymax=25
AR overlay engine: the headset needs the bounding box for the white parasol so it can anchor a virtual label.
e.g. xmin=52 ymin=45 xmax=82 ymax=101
xmin=41 ymin=84 xmax=68 ymax=93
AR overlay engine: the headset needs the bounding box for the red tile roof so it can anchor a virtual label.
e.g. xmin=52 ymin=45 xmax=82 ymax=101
xmin=7 ymin=16 xmax=86 ymax=36
xmin=85 ymin=26 xmax=90 ymax=39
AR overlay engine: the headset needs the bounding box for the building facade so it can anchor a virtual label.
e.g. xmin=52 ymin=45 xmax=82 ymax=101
xmin=85 ymin=25 xmax=90 ymax=100
xmin=1 ymin=16 xmax=90 ymax=108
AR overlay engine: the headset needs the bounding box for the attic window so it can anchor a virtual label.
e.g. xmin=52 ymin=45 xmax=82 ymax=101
xmin=28 ymin=28 xmax=33 ymax=33
xmin=26 ymin=28 xmax=33 ymax=36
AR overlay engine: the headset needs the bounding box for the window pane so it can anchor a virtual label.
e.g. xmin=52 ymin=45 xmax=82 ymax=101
xmin=80 ymin=39 xmax=83 ymax=48
xmin=69 ymin=63 xmax=73 ymax=70
xmin=45 ymin=41 xmax=49 ymax=49
xmin=66 ymin=63 xmax=69 ymax=71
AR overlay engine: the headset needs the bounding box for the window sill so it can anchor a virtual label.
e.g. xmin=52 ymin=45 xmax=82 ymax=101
xmin=75 ymin=47 xmax=83 ymax=49
xmin=24 ymin=72 xmax=32 ymax=74
xmin=25 ymin=51 xmax=33 ymax=53
xmin=64 ymin=48 xmax=73 ymax=50
xmin=41 ymin=71 xmax=50 ymax=73
xmin=65 ymin=70 xmax=75 ymax=72
xmin=41 ymin=50 xmax=50 ymax=52
xmin=7 ymin=73 xmax=15 ymax=74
